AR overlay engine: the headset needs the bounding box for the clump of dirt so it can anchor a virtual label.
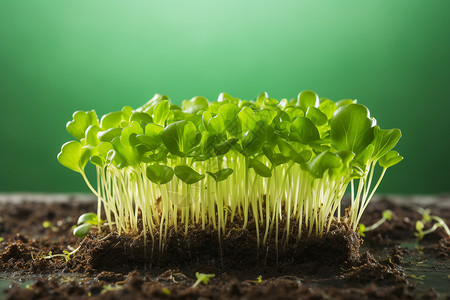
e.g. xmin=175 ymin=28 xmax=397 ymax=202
xmin=68 ymin=221 xmax=360 ymax=275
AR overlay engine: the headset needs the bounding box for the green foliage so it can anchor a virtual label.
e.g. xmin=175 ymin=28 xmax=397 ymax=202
xmin=58 ymin=90 xmax=403 ymax=246
xmin=73 ymin=212 xmax=101 ymax=238
xmin=193 ymin=272 xmax=215 ymax=288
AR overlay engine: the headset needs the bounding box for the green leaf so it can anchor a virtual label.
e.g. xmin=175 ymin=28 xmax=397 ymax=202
xmin=291 ymin=149 xmax=313 ymax=164
xmin=57 ymin=141 xmax=91 ymax=174
xmin=330 ymin=104 xmax=376 ymax=155
xmin=97 ymin=127 xmax=122 ymax=143
xmin=153 ymin=100 xmax=170 ymax=126
xmin=371 ymin=126 xmax=402 ymax=161
xmin=290 ymin=117 xmax=320 ymax=144
xmin=206 ymin=168 xmax=233 ymax=182
xmin=318 ymin=98 xmax=337 ymax=119
xmin=263 ymin=147 xmax=290 ymax=167
xmin=120 ymin=121 xmax=143 ymax=146
xmin=146 ymin=164 xmax=174 ymax=185
xmin=218 ymin=103 xmax=240 ymax=135
xmin=100 ymin=106 xmax=132 ymax=129
xmin=66 ymin=110 xmax=99 ymax=140
xmin=174 ymin=165 xmax=205 ymax=184
xmin=129 ymin=111 xmax=152 ymax=127
xmin=306 ymin=107 xmax=327 ymax=126
xmin=73 ymin=223 xmax=92 ymax=238
xmin=77 ymin=212 xmax=99 ymax=225
xmin=336 ymin=99 xmax=355 ymax=108
xmin=84 ymin=125 xmax=101 ymax=147
xmin=241 ymin=126 xmax=266 ymax=156
xmin=379 ymin=150 xmax=403 ymax=168
xmin=214 ymin=138 xmax=238 ymax=156
xmin=182 ymin=96 xmax=209 ymax=114
xmin=307 ymin=151 xmax=342 ymax=178
xmin=161 ymin=120 xmax=199 ymax=156
xmin=255 ymin=109 xmax=277 ymax=125
xmin=111 ymin=137 xmax=140 ymax=167
xmin=207 ymin=114 xmax=225 ymax=136
xmin=217 ymin=92 xmax=239 ymax=103
xmin=249 ymin=159 xmax=272 ymax=177
xmin=296 ymin=90 xmax=319 ymax=112
xmin=238 ymin=106 xmax=257 ymax=132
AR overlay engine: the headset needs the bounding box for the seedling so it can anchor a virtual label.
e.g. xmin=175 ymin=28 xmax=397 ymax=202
xmin=43 ymin=221 xmax=58 ymax=232
xmin=413 ymin=207 xmax=450 ymax=240
xmin=73 ymin=212 xmax=102 ymax=238
xmin=0 ymin=237 xmax=4 ymax=242
xmin=101 ymin=284 xmax=124 ymax=294
xmin=193 ymin=272 xmax=215 ymax=288
xmin=358 ymin=210 xmax=392 ymax=237
xmin=58 ymin=91 xmax=402 ymax=251
xmin=44 ymin=244 xmax=82 ymax=261
xmin=245 ymin=275 xmax=263 ymax=284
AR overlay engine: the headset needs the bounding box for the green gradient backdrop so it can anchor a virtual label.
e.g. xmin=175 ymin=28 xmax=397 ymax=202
xmin=1 ymin=1 xmax=449 ymax=194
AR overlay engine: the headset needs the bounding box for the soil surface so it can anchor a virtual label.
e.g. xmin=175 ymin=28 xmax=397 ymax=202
xmin=0 ymin=194 xmax=449 ymax=299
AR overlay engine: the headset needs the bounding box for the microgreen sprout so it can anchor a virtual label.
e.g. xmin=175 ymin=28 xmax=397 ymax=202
xmin=58 ymin=91 xmax=402 ymax=251
xmin=43 ymin=221 xmax=58 ymax=232
xmin=101 ymin=284 xmax=124 ymax=294
xmin=358 ymin=210 xmax=392 ymax=237
xmin=73 ymin=212 xmax=101 ymax=238
xmin=193 ymin=272 xmax=215 ymax=288
xmin=413 ymin=207 xmax=450 ymax=240
xmin=44 ymin=244 xmax=82 ymax=261
xmin=245 ymin=275 xmax=263 ymax=284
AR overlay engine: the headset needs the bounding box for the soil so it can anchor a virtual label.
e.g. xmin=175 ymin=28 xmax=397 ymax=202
xmin=0 ymin=194 xmax=449 ymax=299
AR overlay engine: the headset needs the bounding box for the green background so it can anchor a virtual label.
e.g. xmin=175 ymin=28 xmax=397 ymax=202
xmin=1 ymin=1 xmax=449 ymax=194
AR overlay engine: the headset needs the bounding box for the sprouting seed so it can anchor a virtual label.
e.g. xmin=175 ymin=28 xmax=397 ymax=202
xmin=193 ymin=272 xmax=215 ymax=288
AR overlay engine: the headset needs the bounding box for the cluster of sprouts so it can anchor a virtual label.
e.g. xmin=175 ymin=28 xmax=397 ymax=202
xmin=58 ymin=91 xmax=403 ymax=249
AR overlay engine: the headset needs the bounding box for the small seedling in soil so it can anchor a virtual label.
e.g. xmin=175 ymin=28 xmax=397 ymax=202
xmin=101 ymin=284 xmax=124 ymax=294
xmin=413 ymin=207 xmax=450 ymax=240
xmin=359 ymin=210 xmax=392 ymax=237
xmin=245 ymin=275 xmax=263 ymax=284
xmin=58 ymin=91 xmax=403 ymax=256
xmin=193 ymin=272 xmax=215 ymax=288
xmin=73 ymin=212 xmax=101 ymax=238
xmin=44 ymin=244 xmax=82 ymax=261
xmin=42 ymin=221 xmax=58 ymax=232
xmin=0 ymin=237 xmax=4 ymax=242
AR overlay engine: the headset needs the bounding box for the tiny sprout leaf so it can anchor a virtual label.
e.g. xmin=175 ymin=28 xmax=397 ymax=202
xmin=146 ymin=164 xmax=174 ymax=185
xmin=249 ymin=159 xmax=272 ymax=177
xmin=206 ymin=168 xmax=233 ymax=182
xmin=358 ymin=224 xmax=366 ymax=237
xmin=297 ymin=90 xmax=319 ymax=112
xmin=290 ymin=117 xmax=320 ymax=144
xmin=174 ymin=165 xmax=205 ymax=184
xmin=330 ymin=103 xmax=376 ymax=155
xmin=371 ymin=127 xmax=402 ymax=161
xmin=193 ymin=272 xmax=215 ymax=288
xmin=382 ymin=210 xmax=393 ymax=221
xmin=77 ymin=212 xmax=99 ymax=225
xmin=182 ymin=96 xmax=209 ymax=114
xmin=306 ymin=106 xmax=327 ymax=126
xmin=67 ymin=110 xmax=99 ymax=140
xmin=379 ymin=150 xmax=403 ymax=168
xmin=214 ymin=138 xmax=238 ymax=156
xmin=57 ymin=141 xmax=91 ymax=174
xmin=73 ymin=223 xmax=92 ymax=238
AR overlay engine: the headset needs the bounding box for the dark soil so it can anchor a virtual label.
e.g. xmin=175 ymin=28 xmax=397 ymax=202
xmin=0 ymin=195 xmax=449 ymax=299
